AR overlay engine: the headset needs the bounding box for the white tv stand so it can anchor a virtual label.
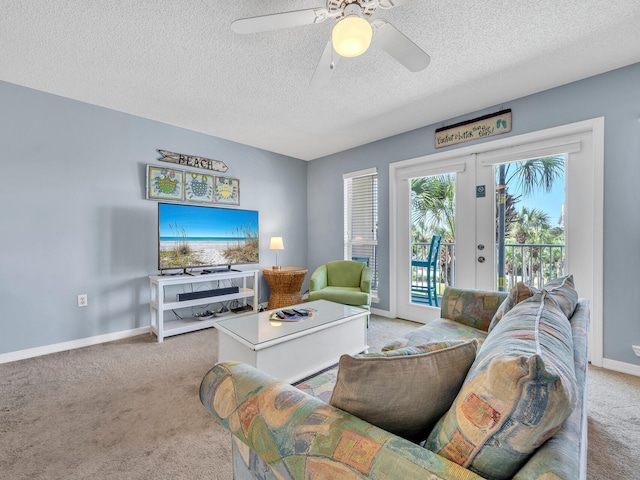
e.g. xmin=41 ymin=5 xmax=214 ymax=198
xmin=149 ymin=268 xmax=259 ymax=343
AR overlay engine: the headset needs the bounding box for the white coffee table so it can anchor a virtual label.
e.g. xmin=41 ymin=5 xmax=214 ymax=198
xmin=214 ymin=299 xmax=369 ymax=383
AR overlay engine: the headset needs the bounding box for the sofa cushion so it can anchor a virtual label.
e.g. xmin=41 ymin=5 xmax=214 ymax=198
xmin=488 ymin=282 xmax=538 ymax=332
xmin=542 ymin=274 xmax=578 ymax=318
xmin=329 ymin=340 xmax=479 ymax=443
xmin=425 ymin=291 xmax=577 ymax=480
xmin=382 ymin=318 xmax=489 ymax=351
xmin=440 ymin=287 xmax=508 ymax=332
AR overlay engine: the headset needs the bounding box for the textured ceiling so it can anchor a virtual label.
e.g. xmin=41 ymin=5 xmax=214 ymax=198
xmin=2 ymin=1 xmax=640 ymax=160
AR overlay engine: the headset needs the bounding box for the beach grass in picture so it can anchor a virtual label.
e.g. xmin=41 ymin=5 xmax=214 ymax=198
xmin=222 ymin=224 xmax=259 ymax=264
xmin=147 ymin=165 xmax=183 ymax=201
xmin=158 ymin=203 xmax=259 ymax=270
xmin=159 ymin=222 xmax=205 ymax=269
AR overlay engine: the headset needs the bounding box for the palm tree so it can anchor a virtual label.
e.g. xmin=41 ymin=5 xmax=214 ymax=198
xmin=411 ymin=157 xmax=563 ymax=244
xmin=506 ymin=206 xmax=551 ymax=284
xmin=411 ymin=174 xmax=456 ymax=287
xmin=497 ymin=156 xmax=564 ymax=289
xmin=409 ymin=157 xmax=564 ymax=290
xmin=510 ymin=207 xmax=551 ymax=244
xmin=496 ymin=190 xmax=520 ymax=241
xmin=502 ymin=156 xmax=564 ymax=197
xmin=506 ymin=203 xmax=566 ymax=287
xmin=411 ymin=174 xmax=455 ymax=242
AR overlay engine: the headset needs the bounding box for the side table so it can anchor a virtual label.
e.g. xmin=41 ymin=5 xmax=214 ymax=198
xmin=263 ymin=266 xmax=308 ymax=310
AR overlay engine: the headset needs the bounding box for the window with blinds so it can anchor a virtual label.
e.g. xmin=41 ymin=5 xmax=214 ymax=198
xmin=344 ymin=168 xmax=378 ymax=295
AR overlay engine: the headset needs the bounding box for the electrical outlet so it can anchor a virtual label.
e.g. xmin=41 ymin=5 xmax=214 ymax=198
xmin=77 ymin=294 xmax=88 ymax=307
xmin=633 ymin=345 xmax=640 ymax=357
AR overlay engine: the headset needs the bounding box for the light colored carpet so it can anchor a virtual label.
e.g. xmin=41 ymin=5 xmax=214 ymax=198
xmin=585 ymin=365 xmax=640 ymax=478
xmin=0 ymin=315 xmax=638 ymax=479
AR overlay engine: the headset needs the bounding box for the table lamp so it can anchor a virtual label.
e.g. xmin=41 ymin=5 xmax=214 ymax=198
xmin=270 ymin=236 xmax=284 ymax=270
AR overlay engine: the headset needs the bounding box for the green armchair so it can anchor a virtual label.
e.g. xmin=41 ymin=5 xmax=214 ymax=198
xmin=308 ymin=260 xmax=372 ymax=309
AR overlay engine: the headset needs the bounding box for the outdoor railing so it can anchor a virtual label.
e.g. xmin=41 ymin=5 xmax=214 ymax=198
xmin=502 ymin=243 xmax=565 ymax=289
xmin=411 ymin=241 xmax=565 ymax=293
xmin=411 ymin=242 xmax=455 ymax=295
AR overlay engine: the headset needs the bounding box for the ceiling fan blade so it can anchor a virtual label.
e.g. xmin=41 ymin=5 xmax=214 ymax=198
xmin=310 ymin=40 xmax=340 ymax=88
xmin=378 ymin=0 xmax=414 ymax=8
xmin=372 ymin=20 xmax=431 ymax=72
xmin=231 ymin=8 xmax=328 ymax=34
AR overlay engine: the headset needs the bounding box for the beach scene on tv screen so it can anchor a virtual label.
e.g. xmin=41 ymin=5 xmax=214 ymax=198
xmin=159 ymin=204 xmax=259 ymax=270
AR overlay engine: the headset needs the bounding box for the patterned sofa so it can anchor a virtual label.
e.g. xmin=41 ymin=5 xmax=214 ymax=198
xmin=200 ymin=277 xmax=589 ymax=480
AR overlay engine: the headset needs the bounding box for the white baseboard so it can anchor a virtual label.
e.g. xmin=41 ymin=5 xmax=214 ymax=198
xmin=0 ymin=327 xmax=150 ymax=365
xmin=1 ymin=310 xmax=392 ymax=364
xmin=601 ymin=358 xmax=640 ymax=377
xmin=370 ymin=307 xmax=391 ymax=317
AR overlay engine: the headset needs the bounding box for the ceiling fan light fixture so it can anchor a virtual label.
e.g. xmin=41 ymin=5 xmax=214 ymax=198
xmin=332 ymin=15 xmax=372 ymax=57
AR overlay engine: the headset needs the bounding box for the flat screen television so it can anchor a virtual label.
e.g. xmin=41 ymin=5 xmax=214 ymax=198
xmin=158 ymin=202 xmax=259 ymax=273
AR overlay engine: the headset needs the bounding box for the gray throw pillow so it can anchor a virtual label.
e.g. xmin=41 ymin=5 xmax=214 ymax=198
xmin=329 ymin=339 xmax=479 ymax=443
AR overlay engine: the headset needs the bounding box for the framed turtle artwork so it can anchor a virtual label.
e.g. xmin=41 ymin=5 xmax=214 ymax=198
xmin=146 ymin=165 xmax=183 ymax=201
xmin=185 ymin=172 xmax=214 ymax=203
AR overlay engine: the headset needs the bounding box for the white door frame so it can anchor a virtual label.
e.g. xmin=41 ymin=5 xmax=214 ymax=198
xmin=389 ymin=118 xmax=604 ymax=366
xmin=390 ymin=156 xmax=477 ymax=323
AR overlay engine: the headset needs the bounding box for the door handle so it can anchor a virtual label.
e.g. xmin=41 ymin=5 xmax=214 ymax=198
xmin=478 ymin=256 xmax=485 ymax=263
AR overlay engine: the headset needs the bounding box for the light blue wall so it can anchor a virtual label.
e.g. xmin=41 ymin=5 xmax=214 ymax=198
xmin=0 ymin=81 xmax=307 ymax=356
xmin=4 ymin=63 xmax=640 ymax=366
xmin=308 ymin=62 xmax=640 ymax=366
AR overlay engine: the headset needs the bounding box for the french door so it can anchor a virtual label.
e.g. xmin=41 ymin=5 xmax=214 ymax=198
xmin=391 ymin=153 xmax=482 ymax=323
xmin=389 ymin=119 xmax=603 ymax=366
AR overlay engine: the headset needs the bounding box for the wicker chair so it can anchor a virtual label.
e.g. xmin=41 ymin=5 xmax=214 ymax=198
xmin=308 ymin=260 xmax=372 ymax=310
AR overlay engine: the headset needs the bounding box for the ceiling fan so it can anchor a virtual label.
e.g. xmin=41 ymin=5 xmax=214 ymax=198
xmin=231 ymin=0 xmax=431 ymax=86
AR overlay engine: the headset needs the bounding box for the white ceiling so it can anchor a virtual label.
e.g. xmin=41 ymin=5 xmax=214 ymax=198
xmin=2 ymin=1 xmax=640 ymax=160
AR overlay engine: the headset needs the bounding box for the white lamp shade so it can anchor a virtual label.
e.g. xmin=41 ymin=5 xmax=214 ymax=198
xmin=332 ymin=15 xmax=372 ymax=58
xmin=269 ymin=236 xmax=284 ymax=250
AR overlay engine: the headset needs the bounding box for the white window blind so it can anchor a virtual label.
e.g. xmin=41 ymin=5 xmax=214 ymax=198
xmin=344 ymin=168 xmax=378 ymax=295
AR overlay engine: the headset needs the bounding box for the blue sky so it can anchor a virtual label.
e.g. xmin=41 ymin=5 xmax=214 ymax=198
xmin=159 ymin=203 xmax=258 ymax=237
xmin=510 ymin=179 xmax=565 ymax=225
xmin=500 ymin=159 xmax=566 ymax=225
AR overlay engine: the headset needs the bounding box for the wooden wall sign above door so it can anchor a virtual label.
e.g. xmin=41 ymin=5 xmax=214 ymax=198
xmin=435 ymin=109 xmax=512 ymax=149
